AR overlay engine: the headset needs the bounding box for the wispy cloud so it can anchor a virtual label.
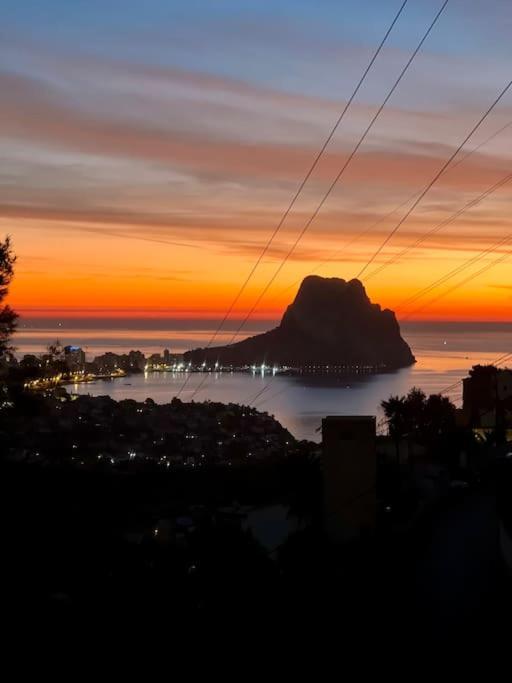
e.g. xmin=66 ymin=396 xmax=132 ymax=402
xmin=3 ymin=4 xmax=512 ymax=321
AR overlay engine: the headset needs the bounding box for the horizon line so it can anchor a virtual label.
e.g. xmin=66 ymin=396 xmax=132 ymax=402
xmin=10 ymin=308 xmax=512 ymax=325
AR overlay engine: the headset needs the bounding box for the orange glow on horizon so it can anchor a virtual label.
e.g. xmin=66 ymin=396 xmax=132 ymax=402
xmin=4 ymin=15 xmax=512 ymax=328
xmin=7 ymin=212 xmax=512 ymax=325
xmin=4 ymin=107 xmax=512 ymax=325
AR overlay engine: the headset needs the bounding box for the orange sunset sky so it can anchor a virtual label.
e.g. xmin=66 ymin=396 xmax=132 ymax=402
xmin=2 ymin=0 xmax=512 ymax=322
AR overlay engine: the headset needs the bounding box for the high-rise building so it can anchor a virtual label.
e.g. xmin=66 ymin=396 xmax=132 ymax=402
xmin=63 ymin=345 xmax=86 ymax=371
xmin=163 ymin=348 xmax=171 ymax=365
xmin=322 ymin=416 xmax=376 ymax=543
xmin=148 ymin=353 xmax=163 ymax=367
xmin=128 ymin=350 xmax=146 ymax=372
xmin=93 ymin=352 xmax=121 ymax=373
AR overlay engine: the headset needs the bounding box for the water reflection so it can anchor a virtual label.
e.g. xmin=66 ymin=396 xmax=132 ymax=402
xmin=16 ymin=320 xmax=511 ymax=442
xmin=70 ymin=356 xmax=463 ymax=442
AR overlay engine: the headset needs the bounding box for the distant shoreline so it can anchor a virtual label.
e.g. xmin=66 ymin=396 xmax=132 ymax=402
xmin=24 ymin=360 xmax=406 ymax=393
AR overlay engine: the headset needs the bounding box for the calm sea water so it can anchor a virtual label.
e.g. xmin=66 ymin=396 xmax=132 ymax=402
xmin=14 ymin=318 xmax=512 ymax=442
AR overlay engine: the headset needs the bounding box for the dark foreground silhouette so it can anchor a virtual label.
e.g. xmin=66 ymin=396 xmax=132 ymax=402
xmin=3 ymin=390 xmax=512 ymax=645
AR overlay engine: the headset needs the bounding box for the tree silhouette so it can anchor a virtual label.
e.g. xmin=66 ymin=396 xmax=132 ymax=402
xmin=382 ymin=387 xmax=456 ymax=460
xmin=0 ymin=236 xmax=18 ymax=356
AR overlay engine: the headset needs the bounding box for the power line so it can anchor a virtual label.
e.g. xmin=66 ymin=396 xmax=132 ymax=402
xmin=362 ymin=171 xmax=512 ymax=310
xmin=396 ymin=229 xmax=512 ymax=313
xmin=253 ymin=351 xmax=512 ymax=418
xmin=402 ymin=243 xmax=512 ymax=320
xmin=249 ymin=381 xmax=275 ymax=407
xmin=175 ymin=0 xmax=410 ymax=399
xmin=267 ymin=116 xmax=512 ymax=307
xmin=254 ymin=384 xmax=290 ymax=409
xmin=365 ymin=170 xmax=512 ymax=281
xmin=251 ymin=331 xmax=512 ymax=414
xmin=245 ymin=344 xmax=512 ymax=427
xmin=204 ymin=1 xmax=449 ymax=362
xmin=193 ymin=2 xmax=450 ymax=403
xmin=246 ymin=174 xmax=512 ymax=409
xmin=355 ymin=78 xmax=512 ymax=280
xmin=439 ymin=351 xmax=512 ymax=396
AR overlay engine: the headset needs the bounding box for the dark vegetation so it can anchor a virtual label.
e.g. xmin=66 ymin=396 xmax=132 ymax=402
xmin=0 ymin=236 xmax=17 ymax=357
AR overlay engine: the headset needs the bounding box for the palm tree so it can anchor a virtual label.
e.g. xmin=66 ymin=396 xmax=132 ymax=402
xmin=381 ymin=395 xmax=408 ymax=465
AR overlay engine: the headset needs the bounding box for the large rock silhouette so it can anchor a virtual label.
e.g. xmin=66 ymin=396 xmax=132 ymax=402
xmin=185 ymin=276 xmax=415 ymax=370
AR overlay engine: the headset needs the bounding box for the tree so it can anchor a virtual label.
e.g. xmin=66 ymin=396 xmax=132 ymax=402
xmin=0 ymin=236 xmax=18 ymax=357
xmin=423 ymin=393 xmax=456 ymax=441
xmin=382 ymin=387 xmax=456 ymax=459
xmin=381 ymin=394 xmax=408 ymax=464
xmin=382 ymin=388 xmax=427 ymax=440
xmin=382 ymin=395 xmax=408 ymax=441
xmin=46 ymin=340 xmax=64 ymax=363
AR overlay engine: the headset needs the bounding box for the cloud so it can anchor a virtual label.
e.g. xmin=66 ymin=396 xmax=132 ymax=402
xmin=2 ymin=62 xmax=511 ymax=191
xmin=3 ymin=183 xmax=512 ymax=263
xmin=3 ymin=27 xmax=512 ymax=321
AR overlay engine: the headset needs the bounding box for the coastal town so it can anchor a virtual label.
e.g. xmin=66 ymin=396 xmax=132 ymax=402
xmin=2 ymin=344 xmax=182 ymax=390
xmin=4 ymin=341 xmax=511 ymax=440
xmin=3 ymin=391 xmax=301 ymax=471
xmin=0 ymin=341 xmax=394 ymax=395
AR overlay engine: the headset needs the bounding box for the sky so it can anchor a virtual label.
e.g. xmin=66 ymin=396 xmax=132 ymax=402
xmin=2 ymin=0 xmax=512 ymax=322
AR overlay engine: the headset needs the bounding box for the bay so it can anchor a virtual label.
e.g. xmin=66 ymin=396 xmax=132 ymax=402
xmin=14 ymin=319 xmax=512 ymax=441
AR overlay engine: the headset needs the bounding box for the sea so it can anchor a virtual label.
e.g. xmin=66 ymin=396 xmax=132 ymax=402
xmin=13 ymin=318 xmax=512 ymax=442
